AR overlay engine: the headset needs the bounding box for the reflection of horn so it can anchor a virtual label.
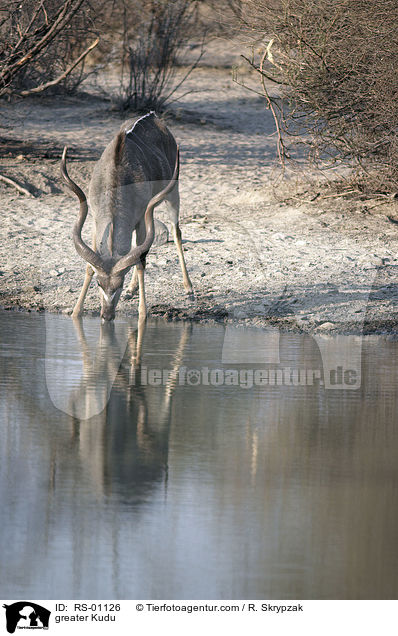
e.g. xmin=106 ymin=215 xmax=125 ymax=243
xmin=67 ymin=319 xmax=191 ymax=498
xmin=127 ymin=315 xmax=147 ymax=388
xmin=160 ymin=323 xmax=191 ymax=422
xmin=69 ymin=318 xmax=125 ymax=421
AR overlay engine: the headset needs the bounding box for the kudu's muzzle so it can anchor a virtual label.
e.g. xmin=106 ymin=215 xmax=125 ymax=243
xmin=100 ymin=306 xmax=116 ymax=321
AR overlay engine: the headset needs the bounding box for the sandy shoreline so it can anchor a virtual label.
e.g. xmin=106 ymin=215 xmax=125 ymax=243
xmin=1 ymin=46 xmax=398 ymax=335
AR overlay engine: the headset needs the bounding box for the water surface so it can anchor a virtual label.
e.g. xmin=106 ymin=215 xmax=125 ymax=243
xmin=1 ymin=311 xmax=398 ymax=599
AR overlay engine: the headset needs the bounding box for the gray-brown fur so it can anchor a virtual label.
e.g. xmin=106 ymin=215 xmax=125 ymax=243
xmin=89 ymin=114 xmax=177 ymax=264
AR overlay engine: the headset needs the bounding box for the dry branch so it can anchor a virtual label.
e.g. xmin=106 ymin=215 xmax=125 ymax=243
xmin=0 ymin=0 xmax=90 ymax=97
xmin=116 ymin=0 xmax=203 ymax=112
xmin=19 ymin=37 xmax=99 ymax=96
xmin=0 ymin=174 xmax=34 ymax=197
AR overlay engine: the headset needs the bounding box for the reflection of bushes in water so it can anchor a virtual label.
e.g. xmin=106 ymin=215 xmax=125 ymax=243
xmin=0 ymin=312 xmax=51 ymax=414
xmin=238 ymin=0 xmax=398 ymax=192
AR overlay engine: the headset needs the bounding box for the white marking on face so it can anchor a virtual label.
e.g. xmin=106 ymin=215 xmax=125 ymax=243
xmin=98 ymin=287 xmax=118 ymax=304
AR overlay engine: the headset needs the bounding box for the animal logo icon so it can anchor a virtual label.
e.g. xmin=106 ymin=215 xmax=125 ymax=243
xmin=3 ymin=602 xmax=50 ymax=633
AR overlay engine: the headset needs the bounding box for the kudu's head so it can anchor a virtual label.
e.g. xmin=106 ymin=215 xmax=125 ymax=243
xmin=60 ymin=146 xmax=179 ymax=320
xmin=94 ymin=269 xmax=124 ymax=322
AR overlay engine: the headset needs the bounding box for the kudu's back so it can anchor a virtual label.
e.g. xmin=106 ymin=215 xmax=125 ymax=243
xmin=89 ymin=113 xmax=178 ymax=259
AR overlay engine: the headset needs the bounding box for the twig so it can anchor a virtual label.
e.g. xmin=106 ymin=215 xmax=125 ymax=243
xmin=318 ymin=189 xmax=359 ymax=199
xmin=365 ymin=200 xmax=392 ymax=210
xmin=259 ymin=49 xmax=288 ymax=169
xmin=0 ymin=0 xmax=86 ymax=92
xmin=231 ymin=69 xmax=265 ymax=97
xmin=0 ymin=174 xmax=34 ymax=197
xmin=237 ymin=48 xmax=289 ymax=169
xmin=240 ymin=54 xmax=281 ymax=84
xmin=19 ymin=37 xmax=99 ymax=97
xmin=162 ymin=49 xmax=204 ymax=105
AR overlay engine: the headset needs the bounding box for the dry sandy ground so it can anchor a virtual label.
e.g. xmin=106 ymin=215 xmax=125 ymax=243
xmin=1 ymin=39 xmax=398 ymax=334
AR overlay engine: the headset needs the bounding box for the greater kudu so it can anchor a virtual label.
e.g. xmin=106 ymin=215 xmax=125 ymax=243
xmin=61 ymin=112 xmax=192 ymax=321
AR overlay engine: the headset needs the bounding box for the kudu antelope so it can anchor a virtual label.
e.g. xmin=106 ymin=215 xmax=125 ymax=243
xmin=61 ymin=112 xmax=192 ymax=321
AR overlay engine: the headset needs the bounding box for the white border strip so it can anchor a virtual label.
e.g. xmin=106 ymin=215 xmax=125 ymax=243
xmin=5 ymin=599 xmax=394 ymax=636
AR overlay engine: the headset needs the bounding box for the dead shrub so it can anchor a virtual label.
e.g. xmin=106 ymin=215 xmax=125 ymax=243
xmin=239 ymin=0 xmax=398 ymax=193
xmin=0 ymin=0 xmax=99 ymax=97
xmin=113 ymin=0 xmax=203 ymax=112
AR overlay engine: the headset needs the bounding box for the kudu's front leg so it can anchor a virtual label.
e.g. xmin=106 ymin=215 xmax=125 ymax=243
xmin=72 ymin=237 xmax=96 ymax=318
xmin=72 ymin=264 xmax=94 ymax=318
xmin=136 ymin=259 xmax=147 ymax=320
xmin=127 ymin=220 xmax=148 ymax=320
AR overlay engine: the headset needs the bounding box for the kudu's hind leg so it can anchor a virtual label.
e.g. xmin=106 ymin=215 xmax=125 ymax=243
xmin=132 ymin=220 xmax=148 ymax=320
xmin=136 ymin=263 xmax=147 ymax=320
xmin=166 ymin=189 xmax=193 ymax=294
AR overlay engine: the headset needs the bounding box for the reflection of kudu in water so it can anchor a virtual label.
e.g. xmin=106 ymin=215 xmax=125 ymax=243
xmin=68 ymin=318 xmax=190 ymax=499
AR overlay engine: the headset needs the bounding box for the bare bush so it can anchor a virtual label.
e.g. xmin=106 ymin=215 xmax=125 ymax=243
xmin=113 ymin=0 xmax=203 ymax=112
xmin=0 ymin=0 xmax=98 ymax=97
xmin=239 ymin=0 xmax=398 ymax=192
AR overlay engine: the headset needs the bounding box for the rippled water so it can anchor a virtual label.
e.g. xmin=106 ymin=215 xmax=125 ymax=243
xmin=1 ymin=311 xmax=398 ymax=599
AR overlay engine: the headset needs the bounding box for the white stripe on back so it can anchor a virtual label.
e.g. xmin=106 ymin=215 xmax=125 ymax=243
xmin=125 ymin=111 xmax=156 ymax=135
